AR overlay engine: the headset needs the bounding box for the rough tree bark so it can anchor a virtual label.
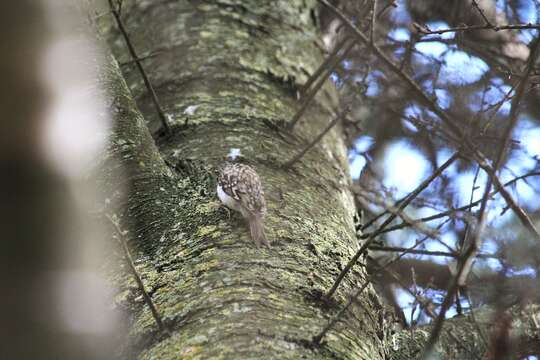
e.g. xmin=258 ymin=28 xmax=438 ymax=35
xmin=100 ymin=0 xmax=389 ymax=358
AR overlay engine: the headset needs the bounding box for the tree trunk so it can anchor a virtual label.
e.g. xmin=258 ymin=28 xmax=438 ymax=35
xmin=101 ymin=0 xmax=388 ymax=358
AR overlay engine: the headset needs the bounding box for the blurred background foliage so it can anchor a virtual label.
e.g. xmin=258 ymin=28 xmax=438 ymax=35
xmin=319 ymin=0 xmax=540 ymax=326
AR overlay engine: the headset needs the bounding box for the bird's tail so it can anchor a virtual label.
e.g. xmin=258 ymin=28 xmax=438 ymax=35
xmin=249 ymin=215 xmax=270 ymax=249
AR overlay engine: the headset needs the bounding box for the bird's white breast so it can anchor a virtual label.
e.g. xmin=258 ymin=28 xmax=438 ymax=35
xmin=217 ymin=184 xmax=242 ymax=212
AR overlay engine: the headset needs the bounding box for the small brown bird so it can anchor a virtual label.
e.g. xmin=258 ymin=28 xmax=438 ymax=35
xmin=217 ymin=150 xmax=269 ymax=248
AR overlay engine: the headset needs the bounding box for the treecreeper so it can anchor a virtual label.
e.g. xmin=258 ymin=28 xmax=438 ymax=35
xmin=217 ymin=149 xmax=270 ymax=248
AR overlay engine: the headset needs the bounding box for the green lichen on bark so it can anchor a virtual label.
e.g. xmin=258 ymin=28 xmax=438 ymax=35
xmin=388 ymin=304 xmax=540 ymax=359
xmin=388 ymin=318 xmax=488 ymax=359
xmin=101 ymin=0 xmax=388 ymax=358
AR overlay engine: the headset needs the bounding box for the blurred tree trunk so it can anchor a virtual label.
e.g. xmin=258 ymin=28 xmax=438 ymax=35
xmin=1 ymin=2 xmax=117 ymax=359
xmin=0 ymin=2 xmax=67 ymax=359
xmin=101 ymin=0 xmax=387 ymax=358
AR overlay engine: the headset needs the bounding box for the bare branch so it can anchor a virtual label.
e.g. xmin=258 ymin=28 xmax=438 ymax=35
xmin=325 ymin=152 xmax=459 ymax=299
xmin=287 ymin=41 xmax=355 ymax=130
xmin=355 ymin=188 xmax=443 ymax=240
xmin=301 ymin=36 xmax=350 ymax=95
xmin=368 ymin=245 xmax=498 ymax=259
xmin=283 ymin=107 xmax=349 ymax=168
xmin=494 ymin=36 xmax=540 ymax=176
xmin=415 ymin=23 xmax=540 ymax=36
xmin=376 ymin=0 xmax=398 ymax=19
xmin=361 ymin=171 xmax=540 ymax=236
xmin=312 ymin=281 xmax=370 ymax=345
xmin=369 ymin=0 xmax=377 ymax=45
xmin=119 ymin=50 xmax=163 ymax=67
xmin=107 ymin=0 xmax=170 ymax=135
xmin=471 ymin=0 xmax=493 ymax=27
xmin=107 ymin=214 xmax=168 ymax=334
xmin=313 ymin=219 xmax=449 ymax=344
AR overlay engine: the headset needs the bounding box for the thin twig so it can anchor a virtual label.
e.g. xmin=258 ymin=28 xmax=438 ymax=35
xmin=120 ymin=50 xmax=163 ymax=67
xmin=376 ymin=0 xmax=397 ymax=19
xmin=360 ymin=192 xmax=409 ymax=231
xmin=369 ymin=0 xmax=377 ymax=44
xmin=108 ymin=0 xmax=171 ymax=135
xmin=371 ymin=220 xmax=452 ymax=318
xmin=358 ymin=151 xmax=461 ymax=235
xmin=106 ymin=214 xmax=168 ymax=334
xmin=325 ymin=152 xmax=459 ymax=299
xmin=415 ymin=23 xmax=540 ymax=36
xmin=361 ymin=171 xmax=540 ymax=236
xmin=93 ymin=11 xmax=113 ymax=20
xmin=283 ymin=107 xmax=349 ymax=168
xmin=313 ymin=219 xmax=448 ymax=345
xmin=301 ymin=36 xmax=351 ymax=95
xmin=355 ymin=188 xmax=443 ymax=240
xmin=471 ymin=0 xmax=493 ymax=27
xmin=493 ymin=35 xmax=540 ymax=179
xmin=312 ymin=281 xmax=370 ymax=345
xmin=375 ymin=242 xmax=458 ymax=258
xmin=287 ymin=41 xmax=355 ymax=130
xmin=487 ymin=169 xmax=540 ymax=241
xmin=456 ymin=166 xmax=482 ymax=286
xmin=319 ymin=0 xmax=540 ymax=242
xmin=367 ymin=245 xmax=498 ymax=259
xmin=117 ymin=0 xmax=124 ymax=15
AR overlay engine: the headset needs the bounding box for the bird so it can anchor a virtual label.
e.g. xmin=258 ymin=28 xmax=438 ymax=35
xmin=217 ymin=149 xmax=269 ymax=248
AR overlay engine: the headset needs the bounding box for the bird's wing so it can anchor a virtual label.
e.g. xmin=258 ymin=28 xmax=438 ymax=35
xmin=218 ymin=165 xmax=242 ymax=201
xmin=237 ymin=167 xmax=266 ymax=214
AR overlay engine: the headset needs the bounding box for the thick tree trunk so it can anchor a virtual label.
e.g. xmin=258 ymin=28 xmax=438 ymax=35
xmin=101 ymin=0 xmax=388 ymax=358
